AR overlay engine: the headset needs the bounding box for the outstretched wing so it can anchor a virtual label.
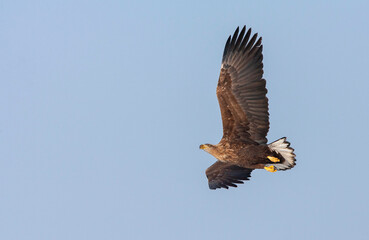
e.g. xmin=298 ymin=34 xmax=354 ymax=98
xmin=217 ymin=26 xmax=269 ymax=144
xmin=205 ymin=161 xmax=253 ymax=190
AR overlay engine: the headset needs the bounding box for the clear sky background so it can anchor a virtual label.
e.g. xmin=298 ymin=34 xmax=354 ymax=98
xmin=1 ymin=1 xmax=369 ymax=239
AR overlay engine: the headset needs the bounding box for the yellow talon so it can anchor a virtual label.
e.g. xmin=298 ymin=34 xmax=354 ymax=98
xmin=264 ymin=165 xmax=277 ymax=172
xmin=267 ymin=156 xmax=280 ymax=163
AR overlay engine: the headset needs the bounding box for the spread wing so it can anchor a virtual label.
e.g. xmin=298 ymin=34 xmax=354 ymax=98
xmin=206 ymin=161 xmax=253 ymax=190
xmin=217 ymin=26 xmax=269 ymax=144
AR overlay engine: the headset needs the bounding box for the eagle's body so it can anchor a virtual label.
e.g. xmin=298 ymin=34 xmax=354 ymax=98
xmin=200 ymin=26 xmax=296 ymax=190
xmin=203 ymin=141 xmax=275 ymax=169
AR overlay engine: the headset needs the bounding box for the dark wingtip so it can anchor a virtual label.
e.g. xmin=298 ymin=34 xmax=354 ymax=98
xmin=222 ymin=35 xmax=232 ymax=62
xmin=234 ymin=26 xmax=240 ymax=35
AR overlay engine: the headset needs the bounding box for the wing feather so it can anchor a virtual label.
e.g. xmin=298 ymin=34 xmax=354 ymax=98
xmin=217 ymin=26 xmax=269 ymax=144
xmin=206 ymin=161 xmax=253 ymax=190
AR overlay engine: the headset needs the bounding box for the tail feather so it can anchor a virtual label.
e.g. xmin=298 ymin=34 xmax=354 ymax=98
xmin=268 ymin=137 xmax=296 ymax=171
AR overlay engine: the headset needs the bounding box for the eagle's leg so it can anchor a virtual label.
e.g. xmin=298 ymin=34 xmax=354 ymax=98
xmin=264 ymin=165 xmax=277 ymax=172
xmin=267 ymin=156 xmax=280 ymax=163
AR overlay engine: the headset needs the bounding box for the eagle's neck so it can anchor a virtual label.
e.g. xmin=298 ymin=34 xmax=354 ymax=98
xmin=207 ymin=144 xmax=233 ymax=162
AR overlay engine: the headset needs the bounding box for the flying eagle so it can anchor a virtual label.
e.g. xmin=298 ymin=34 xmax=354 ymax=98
xmin=200 ymin=26 xmax=296 ymax=190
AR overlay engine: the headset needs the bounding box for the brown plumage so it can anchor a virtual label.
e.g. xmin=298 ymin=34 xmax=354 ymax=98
xmin=200 ymin=26 xmax=296 ymax=190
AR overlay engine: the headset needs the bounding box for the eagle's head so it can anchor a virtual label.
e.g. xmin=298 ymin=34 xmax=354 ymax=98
xmin=199 ymin=144 xmax=215 ymax=152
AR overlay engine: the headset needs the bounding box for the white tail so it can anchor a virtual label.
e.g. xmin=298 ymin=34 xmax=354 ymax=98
xmin=267 ymin=137 xmax=296 ymax=171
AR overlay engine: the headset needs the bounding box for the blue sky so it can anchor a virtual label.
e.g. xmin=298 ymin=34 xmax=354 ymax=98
xmin=1 ymin=1 xmax=369 ymax=239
